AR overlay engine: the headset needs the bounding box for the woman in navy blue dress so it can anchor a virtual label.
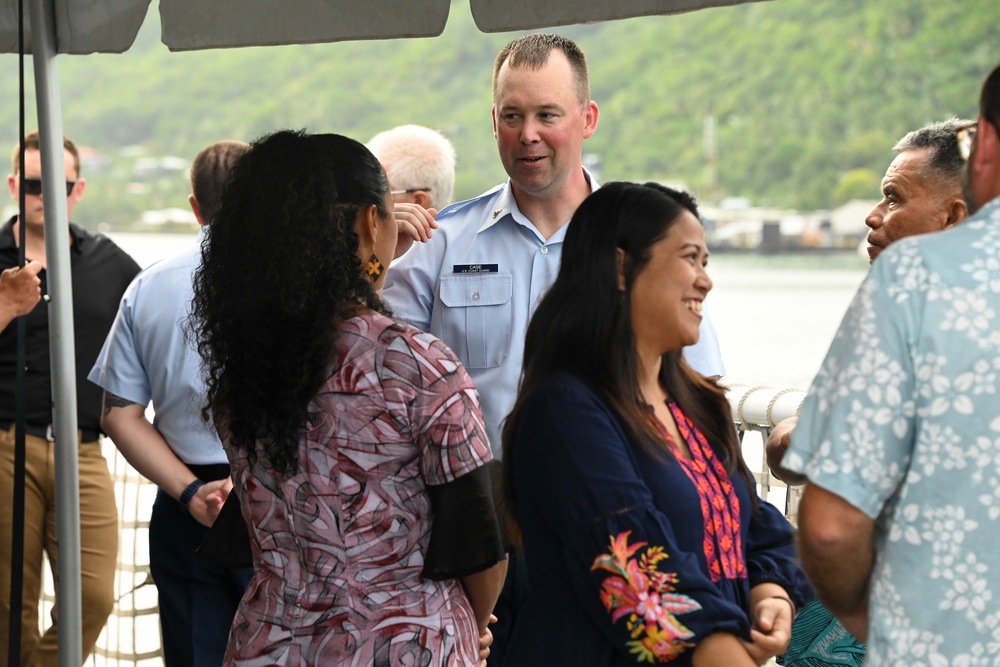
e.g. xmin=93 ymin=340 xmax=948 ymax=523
xmin=502 ymin=182 xmax=812 ymax=666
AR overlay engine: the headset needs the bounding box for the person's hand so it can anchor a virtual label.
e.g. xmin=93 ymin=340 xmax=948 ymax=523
xmin=741 ymin=596 xmax=794 ymax=665
xmin=0 ymin=261 xmax=43 ymax=318
xmin=393 ymin=203 xmax=438 ymax=258
xmin=188 ymin=477 xmax=234 ymax=527
xmin=478 ymin=614 xmax=497 ymax=667
xmin=765 ymin=416 xmax=807 ymax=485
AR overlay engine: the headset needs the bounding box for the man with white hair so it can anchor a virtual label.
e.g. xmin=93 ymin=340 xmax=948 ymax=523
xmin=368 ymin=124 xmax=456 ymax=260
xmin=368 ymin=124 xmax=456 ymax=210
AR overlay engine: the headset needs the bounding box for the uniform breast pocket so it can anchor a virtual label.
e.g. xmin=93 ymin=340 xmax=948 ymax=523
xmin=437 ymin=273 xmax=513 ymax=369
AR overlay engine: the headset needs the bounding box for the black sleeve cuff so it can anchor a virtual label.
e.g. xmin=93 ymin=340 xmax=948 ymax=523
xmin=423 ymin=460 xmax=507 ymax=581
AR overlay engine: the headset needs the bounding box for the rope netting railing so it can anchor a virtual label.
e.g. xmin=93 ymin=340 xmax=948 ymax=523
xmin=38 ymin=439 xmax=163 ymax=664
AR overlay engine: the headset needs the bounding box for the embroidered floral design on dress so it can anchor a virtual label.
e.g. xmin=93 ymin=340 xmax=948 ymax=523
xmin=592 ymin=531 xmax=701 ymax=663
xmin=651 ymin=401 xmax=747 ymax=582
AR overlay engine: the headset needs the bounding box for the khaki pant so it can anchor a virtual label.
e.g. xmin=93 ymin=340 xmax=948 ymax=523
xmin=0 ymin=426 xmax=118 ymax=666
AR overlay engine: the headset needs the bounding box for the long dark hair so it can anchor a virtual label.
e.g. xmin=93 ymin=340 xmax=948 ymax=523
xmin=190 ymin=129 xmax=390 ymax=476
xmin=502 ymin=182 xmax=754 ymax=537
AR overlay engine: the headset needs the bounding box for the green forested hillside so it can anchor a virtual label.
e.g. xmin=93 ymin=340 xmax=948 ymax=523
xmin=0 ymin=0 xmax=996 ymax=228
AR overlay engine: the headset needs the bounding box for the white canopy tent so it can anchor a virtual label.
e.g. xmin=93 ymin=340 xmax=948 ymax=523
xmin=0 ymin=0 xmax=770 ymax=663
xmin=0 ymin=1 xmax=769 ymax=53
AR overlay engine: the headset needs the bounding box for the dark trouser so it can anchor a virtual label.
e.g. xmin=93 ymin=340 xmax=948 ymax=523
xmin=488 ymin=549 xmax=529 ymax=667
xmin=149 ymin=484 xmax=253 ymax=667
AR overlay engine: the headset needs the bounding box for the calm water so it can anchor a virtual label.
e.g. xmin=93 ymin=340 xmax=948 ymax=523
xmin=706 ymin=253 xmax=868 ymax=391
xmin=108 ymin=232 xmax=870 ymax=394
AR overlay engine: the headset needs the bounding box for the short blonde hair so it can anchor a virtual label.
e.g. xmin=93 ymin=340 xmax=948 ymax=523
xmin=492 ymin=33 xmax=590 ymax=106
xmin=11 ymin=130 xmax=81 ymax=177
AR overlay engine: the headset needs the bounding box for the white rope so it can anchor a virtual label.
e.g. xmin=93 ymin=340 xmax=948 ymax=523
xmin=723 ymin=382 xmax=806 ymax=429
xmin=723 ymin=382 xmax=807 ymax=522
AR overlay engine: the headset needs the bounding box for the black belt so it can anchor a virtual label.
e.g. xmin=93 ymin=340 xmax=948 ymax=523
xmin=0 ymin=421 xmax=100 ymax=443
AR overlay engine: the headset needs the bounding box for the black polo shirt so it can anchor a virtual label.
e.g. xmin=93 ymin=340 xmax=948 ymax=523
xmin=0 ymin=216 xmax=140 ymax=433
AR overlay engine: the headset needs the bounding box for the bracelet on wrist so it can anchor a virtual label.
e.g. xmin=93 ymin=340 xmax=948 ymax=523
xmin=768 ymin=595 xmax=796 ymax=619
xmin=179 ymin=479 xmax=206 ymax=513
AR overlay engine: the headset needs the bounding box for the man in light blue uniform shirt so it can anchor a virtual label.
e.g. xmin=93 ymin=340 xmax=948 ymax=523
xmin=384 ymin=35 xmax=724 ymax=463
xmin=89 ymin=141 xmax=252 ymax=667
xmin=785 ymin=63 xmax=1000 ymax=664
xmin=382 ymin=33 xmax=724 ymax=666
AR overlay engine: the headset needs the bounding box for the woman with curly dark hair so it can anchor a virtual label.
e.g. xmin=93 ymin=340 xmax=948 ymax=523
xmin=190 ymin=130 xmax=506 ymax=666
xmin=501 ymin=182 xmax=811 ymax=666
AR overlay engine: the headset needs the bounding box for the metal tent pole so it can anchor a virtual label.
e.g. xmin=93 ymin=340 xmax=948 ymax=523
xmin=27 ymin=1 xmax=83 ymax=665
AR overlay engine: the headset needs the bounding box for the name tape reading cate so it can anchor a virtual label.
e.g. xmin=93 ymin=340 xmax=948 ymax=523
xmin=453 ymin=264 xmax=498 ymax=274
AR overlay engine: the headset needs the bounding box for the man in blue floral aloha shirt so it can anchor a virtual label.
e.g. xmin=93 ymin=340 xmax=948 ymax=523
xmin=784 ymin=61 xmax=1000 ymax=666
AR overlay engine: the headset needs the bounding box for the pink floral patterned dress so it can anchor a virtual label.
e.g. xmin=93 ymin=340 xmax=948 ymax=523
xmin=222 ymin=313 xmax=494 ymax=666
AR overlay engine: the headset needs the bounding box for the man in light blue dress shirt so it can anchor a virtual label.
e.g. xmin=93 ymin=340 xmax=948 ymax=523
xmin=785 ymin=63 xmax=1000 ymax=665
xmin=383 ymin=34 xmax=724 ymax=463
xmin=382 ymin=33 xmax=724 ymax=666
xmin=89 ymin=141 xmax=252 ymax=667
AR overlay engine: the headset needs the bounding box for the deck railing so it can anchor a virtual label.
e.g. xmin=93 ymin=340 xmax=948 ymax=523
xmin=39 ymin=440 xmax=162 ymax=665
xmin=725 ymin=382 xmax=806 ymax=522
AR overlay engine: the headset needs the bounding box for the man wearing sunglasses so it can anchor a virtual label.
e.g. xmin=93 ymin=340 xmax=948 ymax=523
xmin=0 ymin=131 xmax=141 ymax=665
xmin=784 ymin=62 xmax=1000 ymax=664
